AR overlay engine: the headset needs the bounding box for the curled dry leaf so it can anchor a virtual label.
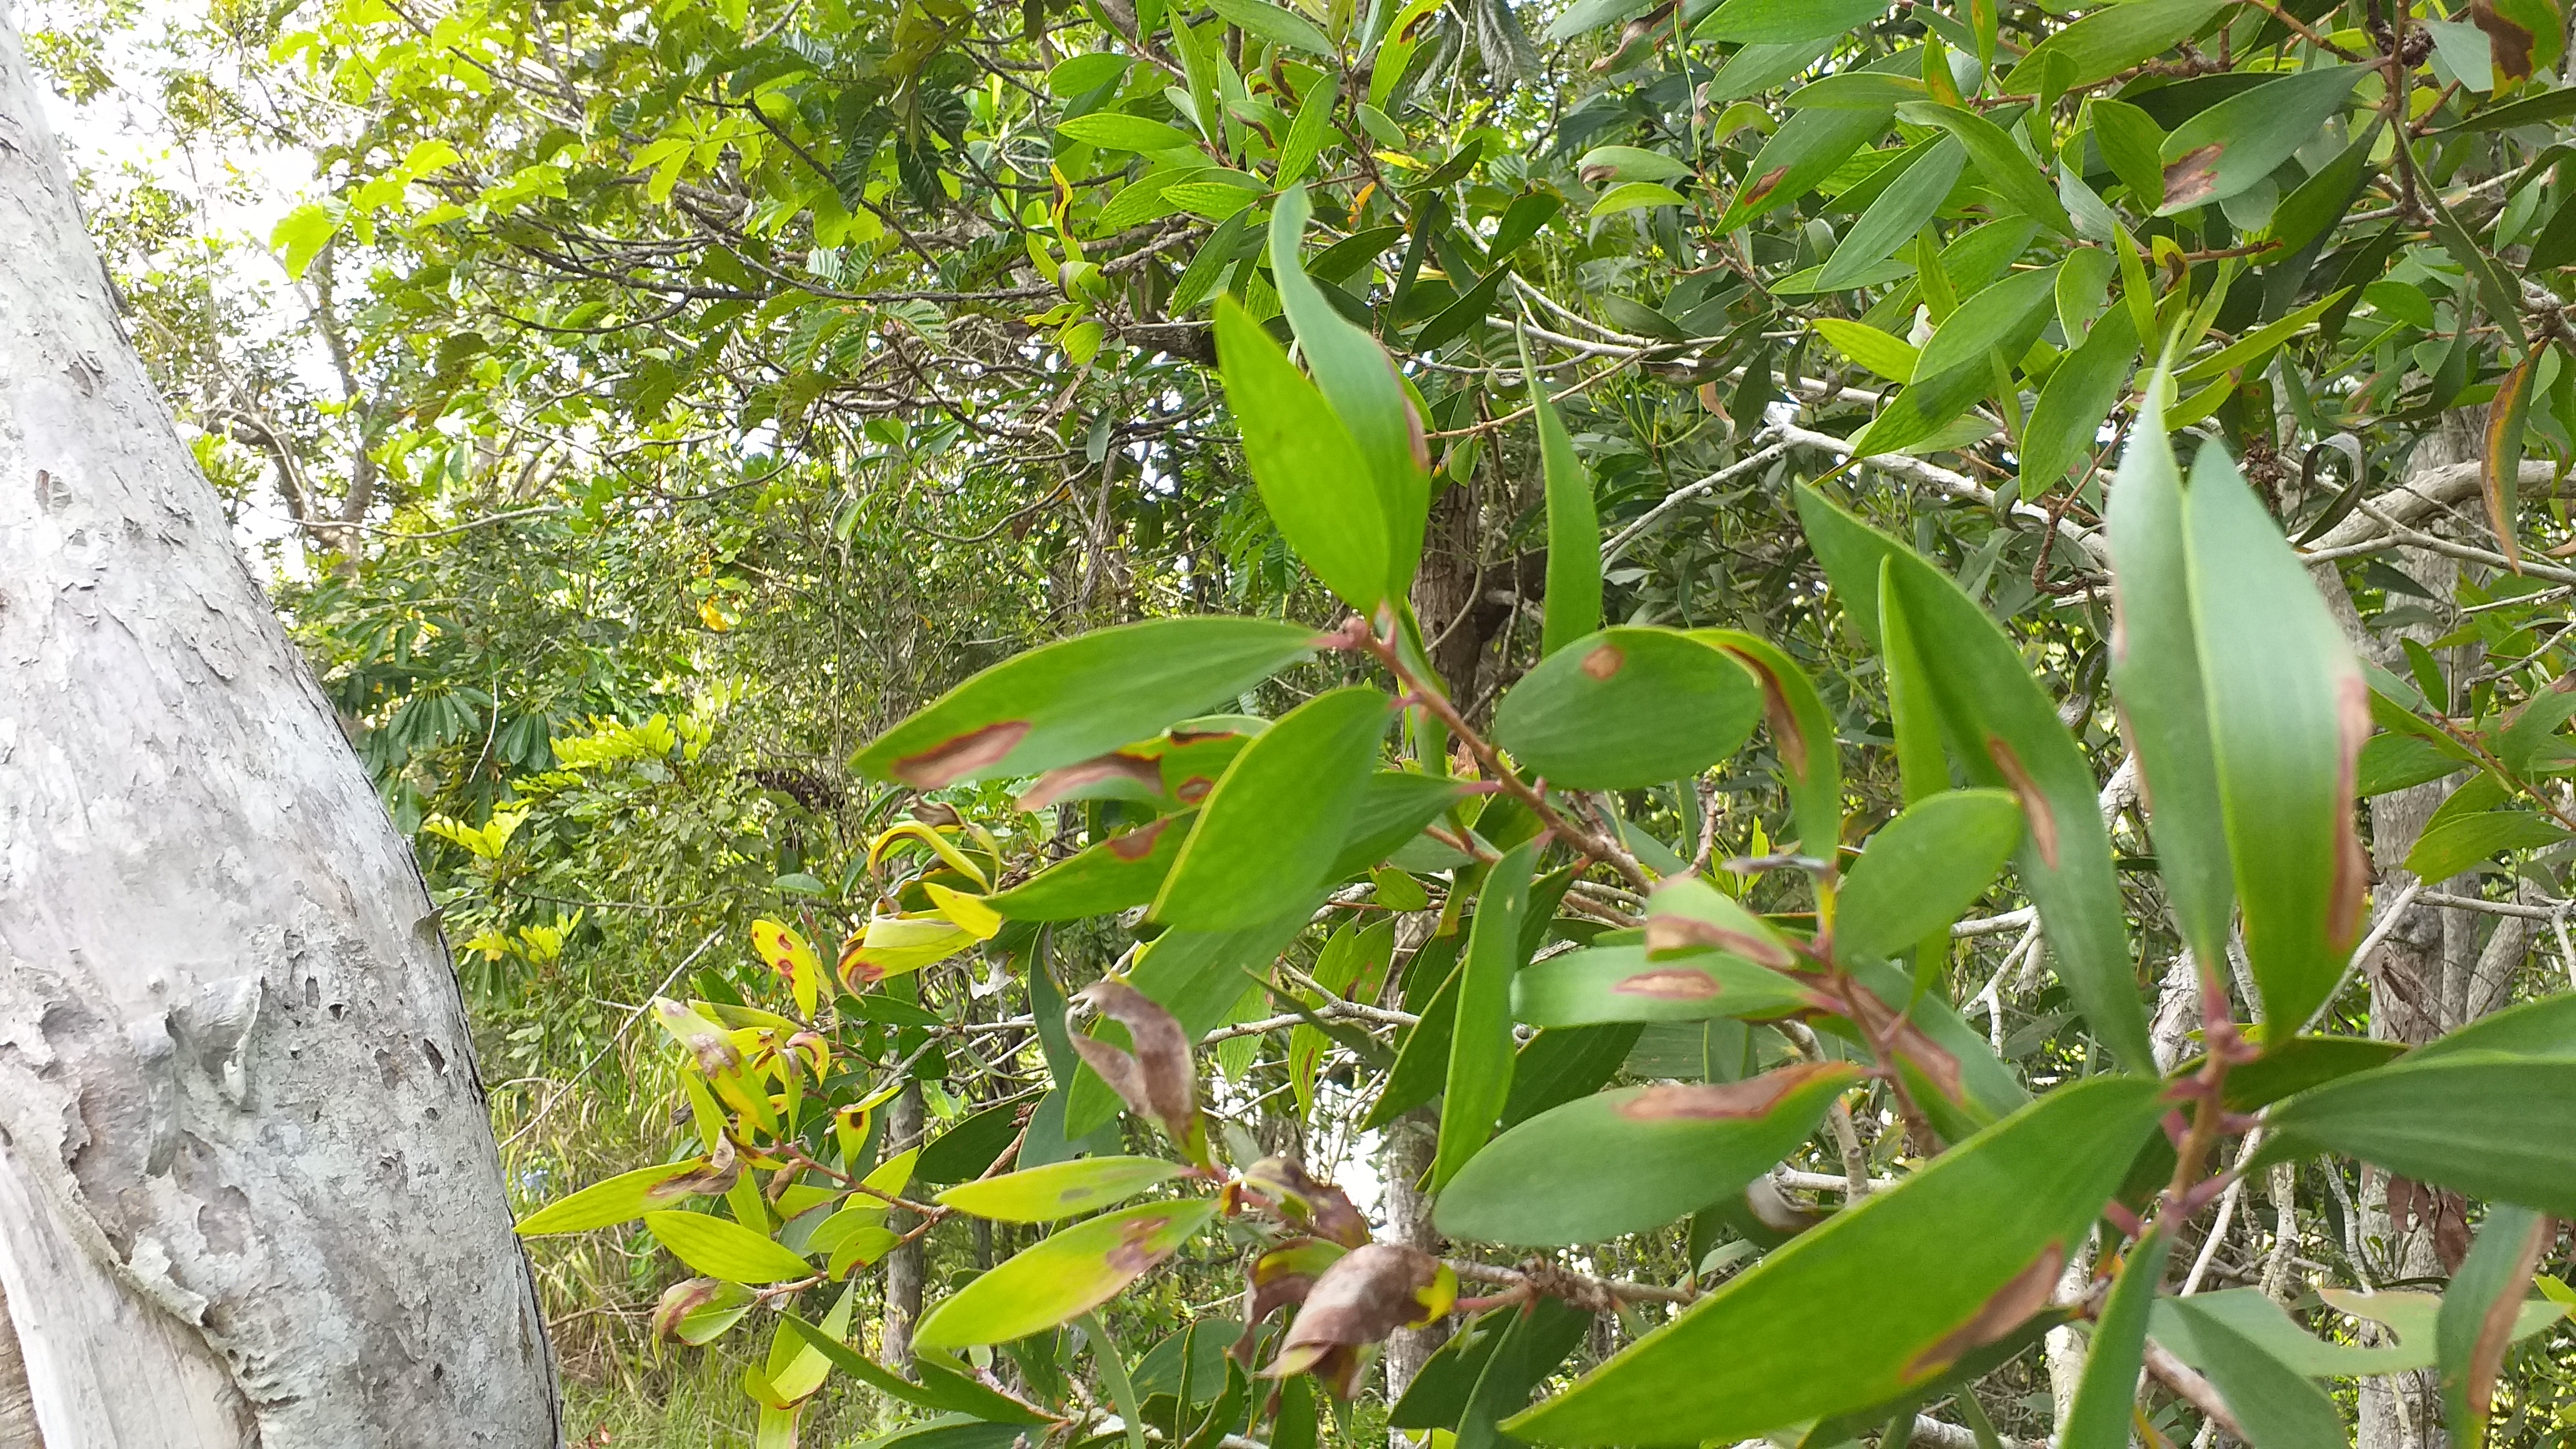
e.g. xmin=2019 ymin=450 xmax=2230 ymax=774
xmin=1232 ymin=1236 xmax=1349 ymax=1362
xmin=650 ymin=1277 xmax=752 ymax=1347
xmin=1242 ymin=1156 xmax=1373 ymax=1247
xmin=1069 ymin=978 xmax=1206 ymax=1159
xmin=658 ymin=1133 xmax=741 ymax=1199
xmin=1266 ymin=1242 xmax=1459 ymax=1397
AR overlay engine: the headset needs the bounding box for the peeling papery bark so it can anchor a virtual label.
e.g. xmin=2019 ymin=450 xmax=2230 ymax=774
xmin=0 ymin=12 xmax=559 ymax=1446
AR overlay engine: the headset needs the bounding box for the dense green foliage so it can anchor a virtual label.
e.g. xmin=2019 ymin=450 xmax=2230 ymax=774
xmin=27 ymin=0 xmax=2576 ymax=1433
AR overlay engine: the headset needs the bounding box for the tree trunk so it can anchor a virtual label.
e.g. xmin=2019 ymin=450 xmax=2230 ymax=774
xmin=1377 ymin=1109 xmax=1446 ymax=1423
xmin=882 ymin=1083 xmax=927 ymax=1368
xmin=0 ymin=15 xmax=559 ymax=1445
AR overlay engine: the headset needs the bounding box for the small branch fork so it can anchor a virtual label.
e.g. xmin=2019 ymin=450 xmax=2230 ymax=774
xmin=1448 ymin=1257 xmax=1700 ymax=1313
xmin=1327 ymin=613 xmax=1654 ymax=893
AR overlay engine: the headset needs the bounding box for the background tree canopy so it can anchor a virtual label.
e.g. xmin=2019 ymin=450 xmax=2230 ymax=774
xmin=24 ymin=0 xmax=2576 ymax=1435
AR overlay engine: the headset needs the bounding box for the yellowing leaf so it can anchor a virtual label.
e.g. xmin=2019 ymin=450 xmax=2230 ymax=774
xmin=750 ymin=919 xmax=824 ymax=1017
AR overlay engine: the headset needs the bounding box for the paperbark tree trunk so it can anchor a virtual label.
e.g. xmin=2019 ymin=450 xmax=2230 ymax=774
xmin=0 ymin=13 xmax=559 ymax=1445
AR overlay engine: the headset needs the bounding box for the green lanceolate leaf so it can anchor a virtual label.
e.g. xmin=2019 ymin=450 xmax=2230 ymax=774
xmin=934 ymin=1158 xmax=1186 ymax=1222
xmin=1818 ymin=136 xmax=1964 ymax=291
xmin=2416 ymin=992 xmax=2576 ymax=1059
xmin=1912 ymin=263 xmax=2062 ymax=383
xmin=2212 ymin=1035 xmax=2409 ymax=1109
xmin=1367 ymin=945 xmax=1466 ymax=1129
xmin=2183 ymin=443 xmax=2368 ymax=1035
xmin=1434 ymin=1062 xmax=1861 ymax=1247
xmin=2266 ymin=1053 xmax=2576 ymax=1214
xmin=1436 ymin=841 xmax=1538 ymax=1191
xmin=2002 ymin=0 xmax=2226 ymax=94
xmin=1506 ymin=1077 xmax=2167 ymax=1445
xmin=1154 ymin=686 xmax=1393 ymax=929
xmin=2061 ymin=1226 xmax=2172 ymax=1449
xmin=645 ymin=1210 xmax=817 ymax=1284
xmin=1205 ymin=0 xmax=1335 ymax=52
xmin=2161 ymin=1303 xmax=2348 ymax=1449
xmin=1798 ymin=487 xmax=2154 ymax=1070
xmin=1833 ymin=789 xmax=2022 ymax=962
xmin=1330 ymin=771 xmax=1470 ymax=877
xmin=1511 ymin=943 xmax=1818 ymax=1027
xmin=2158 ymin=66 xmax=2364 ymax=213
xmin=2091 ymin=99 xmax=2167 ymax=206
xmin=1215 ymin=296 xmax=1392 ymax=612
xmin=1692 ymin=631 xmax=1844 ymax=859
xmin=2019 ymin=292 xmax=2140 ymax=497
xmin=1271 ymin=187 xmax=1428 ymax=599
xmin=2437 ymin=1204 xmax=2553 ymax=1449
xmin=1493 ymin=627 xmax=1763 ymax=790
xmin=913 ymin=1198 xmax=1219 ymax=1348
xmin=1898 ymin=103 xmax=2075 ymax=236
xmin=1535 ymin=388 xmax=1602 ymax=660
xmin=1719 ymin=105 xmax=1894 ymax=232
xmin=987 ymin=813 xmax=1194 ymax=920
xmin=2105 ymin=401 xmax=2235 ymax=970
xmin=854 ymin=619 xmax=1317 ymax=787
xmin=1057 ymin=113 xmax=1201 ymax=152
xmin=1696 ymin=0 xmax=1888 ymax=47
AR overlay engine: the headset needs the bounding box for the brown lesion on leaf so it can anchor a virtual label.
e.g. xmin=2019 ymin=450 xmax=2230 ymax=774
xmin=1644 ymin=915 xmax=1798 ymax=969
xmin=1616 ymin=1063 xmax=1854 ymax=1121
xmin=895 ymin=720 xmax=1030 ymax=788
xmin=2160 ymin=145 xmax=2223 ymax=211
xmin=1984 ymin=737 xmax=2058 ymax=869
xmin=1014 ymin=749 xmax=1158 ymax=809
xmin=1106 ymin=816 xmax=1175 ymax=862
xmin=1104 ymin=1209 xmax=1184 ymax=1274
xmin=2471 ymin=0 xmax=2534 ymax=80
xmin=1581 ymin=642 xmax=1626 ymax=681
xmin=1903 ymin=1242 xmax=2066 ymax=1384
xmin=1612 ymin=967 xmax=1725 ymax=1000
xmin=1735 ymin=164 xmax=1792 ymax=214
xmin=1173 ymin=776 xmax=1217 ymax=804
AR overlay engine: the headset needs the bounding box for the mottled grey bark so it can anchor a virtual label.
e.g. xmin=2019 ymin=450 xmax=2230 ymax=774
xmin=0 ymin=12 xmax=557 ymax=1444
xmin=882 ymin=1083 xmax=927 ymax=1367
xmin=1377 ymin=1110 xmax=1445 ymax=1422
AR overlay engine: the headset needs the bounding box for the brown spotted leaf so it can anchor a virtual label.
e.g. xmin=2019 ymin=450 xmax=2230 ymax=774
xmin=911 ymin=1198 xmax=1219 ymax=1349
xmin=1513 ymin=943 xmax=1819 ymax=1028
xmin=853 ymin=618 xmax=1319 ymax=788
xmin=1493 ymin=627 xmax=1764 ymax=790
xmin=1506 ymin=1078 xmax=2164 ymax=1446
xmin=1434 ymin=1063 xmax=1860 ymax=1247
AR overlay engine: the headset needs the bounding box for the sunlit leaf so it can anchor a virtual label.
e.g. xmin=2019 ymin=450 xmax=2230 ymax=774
xmin=913 ymin=1198 xmax=1219 ymax=1348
